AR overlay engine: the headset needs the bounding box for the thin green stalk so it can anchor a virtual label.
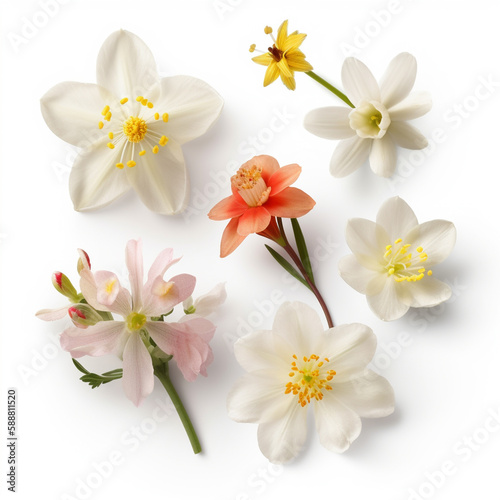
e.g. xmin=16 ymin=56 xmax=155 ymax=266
xmin=154 ymin=363 xmax=201 ymax=454
xmin=305 ymin=71 xmax=355 ymax=108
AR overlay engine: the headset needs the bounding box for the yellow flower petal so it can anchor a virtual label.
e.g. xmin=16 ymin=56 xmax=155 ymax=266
xmin=276 ymin=20 xmax=289 ymax=48
xmin=252 ymin=53 xmax=273 ymax=66
xmin=277 ymin=59 xmax=293 ymax=79
xmin=263 ymin=62 xmax=280 ymax=87
xmin=286 ymin=51 xmax=313 ymax=72
xmin=280 ymin=73 xmax=296 ymax=91
xmin=282 ymin=33 xmax=307 ymax=53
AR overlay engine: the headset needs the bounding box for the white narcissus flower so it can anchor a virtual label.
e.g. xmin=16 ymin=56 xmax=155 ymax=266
xmin=41 ymin=30 xmax=223 ymax=214
xmin=339 ymin=197 xmax=457 ymax=321
xmin=304 ymin=53 xmax=431 ymax=178
xmin=227 ymin=301 xmax=394 ymax=464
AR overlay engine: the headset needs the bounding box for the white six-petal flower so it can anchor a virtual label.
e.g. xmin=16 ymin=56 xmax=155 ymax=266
xmin=41 ymin=30 xmax=224 ymax=214
xmin=338 ymin=196 xmax=457 ymax=321
xmin=304 ymin=53 xmax=431 ymax=178
xmin=227 ymin=301 xmax=394 ymax=464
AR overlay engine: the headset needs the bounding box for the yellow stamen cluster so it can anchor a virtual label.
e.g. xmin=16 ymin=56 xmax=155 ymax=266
xmin=232 ymin=165 xmax=263 ymax=190
xmin=285 ymin=354 xmax=336 ymax=407
xmin=126 ymin=312 xmax=147 ymax=332
xmin=96 ymin=96 xmax=170 ymax=169
xmin=384 ymin=238 xmax=432 ymax=282
xmin=231 ymin=164 xmax=271 ymax=207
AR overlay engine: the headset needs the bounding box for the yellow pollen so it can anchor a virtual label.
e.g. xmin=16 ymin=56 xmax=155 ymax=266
xmin=120 ymin=97 xmax=128 ymax=105
xmin=386 ymin=244 xmax=392 ymax=250
xmin=147 ymin=102 xmax=154 ymax=109
xmin=384 ymin=239 xmax=432 ymax=282
xmin=162 ymin=113 xmax=169 ymax=122
xmin=136 ymin=96 xmax=143 ymax=102
xmin=249 ymin=44 xmax=256 ymax=53
xmin=154 ymin=113 xmax=160 ymax=120
xmin=427 ymin=270 xmax=433 ymax=276
xmin=123 ymin=116 xmax=147 ymax=143
xmin=139 ymin=150 xmax=146 ymax=156
xmin=107 ymin=142 xmax=115 ymax=149
xmin=417 ymin=246 xmax=423 ymax=253
xmin=126 ymin=312 xmax=147 ymax=332
xmin=152 ymin=146 xmax=159 ymax=154
xmin=116 ymin=163 xmax=124 ymax=169
xmin=104 ymin=111 xmax=112 ymax=121
xmin=127 ymin=160 xmax=136 ymax=168
xmin=141 ymin=98 xmax=148 ymax=106
xmin=285 ymin=354 xmax=336 ymax=407
xmin=264 ymin=26 xmax=273 ymax=34
xmin=101 ymin=105 xmax=110 ymax=116
xmin=108 ymin=132 xmax=114 ymax=139
xmin=159 ymin=136 xmax=168 ymax=146
xmin=395 ymin=238 xmax=402 ymax=244
xmin=98 ymin=121 xmax=104 ymax=129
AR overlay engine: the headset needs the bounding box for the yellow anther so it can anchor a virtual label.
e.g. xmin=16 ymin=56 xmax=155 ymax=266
xmin=139 ymin=150 xmax=146 ymax=156
xmin=417 ymin=246 xmax=423 ymax=253
xmin=116 ymin=163 xmax=124 ymax=169
xmin=101 ymin=105 xmax=110 ymax=116
xmin=108 ymin=132 xmax=114 ymax=139
xmin=147 ymin=102 xmax=154 ymax=109
xmin=388 ymin=268 xmax=395 ymax=275
xmin=120 ymin=97 xmax=129 ymax=105
xmin=289 ymin=372 xmax=294 ymax=377
xmin=104 ymin=111 xmax=112 ymax=121
xmin=386 ymin=244 xmax=392 ymax=250
xmin=154 ymin=113 xmax=160 ymax=120
xmin=141 ymin=98 xmax=148 ymax=106
xmin=159 ymin=136 xmax=168 ymax=146
xmin=264 ymin=26 xmax=273 ymax=34
xmin=136 ymin=96 xmax=143 ymax=102
xmin=427 ymin=270 xmax=433 ymax=276
xmin=162 ymin=113 xmax=169 ymax=122
xmin=107 ymin=142 xmax=115 ymax=149
xmin=249 ymin=44 xmax=256 ymax=53
xmin=127 ymin=160 xmax=136 ymax=168
xmin=152 ymin=146 xmax=159 ymax=154
xmin=418 ymin=268 xmax=426 ymax=274
xmin=123 ymin=116 xmax=147 ymax=142
xmin=395 ymin=238 xmax=402 ymax=244
xmin=98 ymin=121 xmax=104 ymax=129
xmin=384 ymin=249 xmax=392 ymax=258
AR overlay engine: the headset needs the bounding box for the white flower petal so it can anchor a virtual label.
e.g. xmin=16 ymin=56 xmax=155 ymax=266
xmin=330 ymin=136 xmax=371 ymax=178
xmin=380 ymin=52 xmax=417 ymax=108
xmin=257 ymin=403 xmax=307 ymax=464
xmin=388 ymin=91 xmax=432 ymax=121
xmin=367 ymin=278 xmax=410 ymax=321
xmin=324 ymin=323 xmax=377 ymax=381
xmin=189 ymin=283 xmax=227 ymax=317
xmin=96 ymin=30 xmax=160 ymax=101
xmin=314 ymin=394 xmax=361 ymax=453
xmin=40 ymin=82 xmax=115 ymax=148
xmin=341 ymin=57 xmax=381 ymax=106
xmin=156 ymin=76 xmax=224 ymax=145
xmin=376 ymin=196 xmax=418 ymax=242
xmin=36 ymin=305 xmax=69 ymax=321
xmin=345 ymin=218 xmax=388 ymax=269
xmin=388 ymin=121 xmax=428 ymax=150
xmin=125 ymin=139 xmax=188 ymax=215
xmin=125 ymin=240 xmax=143 ymax=311
xmin=369 ymin=134 xmax=397 ymax=177
xmin=234 ymin=329 xmax=293 ymax=373
xmin=334 ymin=371 xmax=395 ymax=418
xmin=303 ymin=107 xmax=355 ymax=140
xmin=227 ymin=370 xmax=292 ymax=423
xmin=404 ymin=220 xmax=457 ymax=267
xmin=69 ymin=137 xmax=132 ymax=211
xmin=400 ymin=277 xmax=452 ymax=308
xmin=338 ymin=255 xmax=379 ymax=294
xmin=122 ymin=333 xmax=154 ymax=407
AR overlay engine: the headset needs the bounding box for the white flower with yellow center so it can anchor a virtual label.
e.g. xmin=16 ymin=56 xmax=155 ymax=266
xmin=339 ymin=196 xmax=457 ymax=321
xmin=304 ymin=52 xmax=431 ymax=177
xmin=227 ymin=301 xmax=394 ymax=464
xmin=41 ymin=30 xmax=223 ymax=214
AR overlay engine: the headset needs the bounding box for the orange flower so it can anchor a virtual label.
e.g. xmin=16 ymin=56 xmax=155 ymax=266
xmin=208 ymin=155 xmax=315 ymax=257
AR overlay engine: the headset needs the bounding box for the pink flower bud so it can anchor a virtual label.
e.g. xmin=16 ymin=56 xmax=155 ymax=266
xmin=51 ymin=272 xmax=79 ymax=302
xmin=68 ymin=304 xmax=102 ymax=328
xmin=77 ymin=249 xmax=91 ymax=274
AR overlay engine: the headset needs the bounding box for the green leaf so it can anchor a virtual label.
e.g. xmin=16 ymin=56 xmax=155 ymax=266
xmin=72 ymin=358 xmax=90 ymax=375
xmin=72 ymin=358 xmax=123 ymax=389
xmin=265 ymin=245 xmax=311 ymax=290
xmin=291 ymin=218 xmax=315 ymax=284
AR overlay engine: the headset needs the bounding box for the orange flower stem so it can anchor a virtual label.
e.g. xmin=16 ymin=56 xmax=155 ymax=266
xmin=277 ymin=218 xmax=334 ymax=328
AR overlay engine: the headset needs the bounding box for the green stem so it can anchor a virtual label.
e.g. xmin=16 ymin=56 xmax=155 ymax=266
xmin=154 ymin=363 xmax=201 ymax=454
xmin=305 ymin=71 xmax=355 ymax=108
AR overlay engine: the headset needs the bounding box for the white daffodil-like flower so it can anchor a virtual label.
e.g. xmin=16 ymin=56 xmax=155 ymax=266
xmin=227 ymin=301 xmax=394 ymax=464
xmin=339 ymin=197 xmax=457 ymax=321
xmin=41 ymin=30 xmax=223 ymax=214
xmin=304 ymin=53 xmax=431 ymax=178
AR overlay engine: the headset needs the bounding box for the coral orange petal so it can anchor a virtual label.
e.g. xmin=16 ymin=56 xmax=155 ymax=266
xmin=240 ymin=155 xmax=280 ymax=184
xmin=265 ymin=187 xmax=316 ymax=218
xmin=237 ymin=206 xmax=272 ymax=236
xmin=208 ymin=195 xmax=247 ymax=220
xmin=220 ymin=218 xmax=247 ymax=257
xmin=267 ymin=164 xmax=302 ymax=195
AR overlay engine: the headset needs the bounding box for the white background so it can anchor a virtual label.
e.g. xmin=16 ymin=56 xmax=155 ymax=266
xmin=1 ymin=0 xmax=500 ymax=499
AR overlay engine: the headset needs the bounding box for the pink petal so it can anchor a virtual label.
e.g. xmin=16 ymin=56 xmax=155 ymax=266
xmin=146 ymin=318 xmax=215 ymax=381
xmin=265 ymin=188 xmax=316 ymax=218
xmin=267 ymin=164 xmax=301 ymax=196
xmin=236 ymin=207 xmax=271 ymax=236
xmin=122 ymin=333 xmax=155 ymax=406
xmin=125 ymin=239 xmax=144 ymax=310
xmin=208 ymin=195 xmax=248 ymax=221
xmin=36 ymin=305 xmax=69 ymax=321
xmin=60 ymin=321 xmax=125 ymax=357
xmin=93 ymin=271 xmax=132 ymax=317
xmin=146 ymin=248 xmax=180 ymax=284
xmin=220 ymin=218 xmax=247 ymax=257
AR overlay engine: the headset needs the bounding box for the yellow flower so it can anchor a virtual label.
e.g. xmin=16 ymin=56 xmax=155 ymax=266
xmin=250 ymin=20 xmax=313 ymax=91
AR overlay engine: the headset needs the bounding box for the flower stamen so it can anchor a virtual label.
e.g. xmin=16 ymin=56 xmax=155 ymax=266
xmin=384 ymin=238 xmax=432 ymax=282
xmin=231 ymin=165 xmax=271 ymax=207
